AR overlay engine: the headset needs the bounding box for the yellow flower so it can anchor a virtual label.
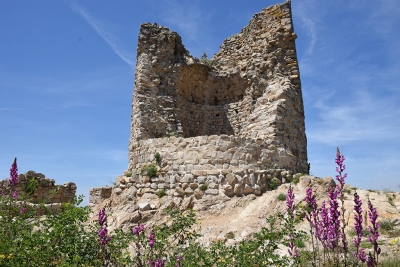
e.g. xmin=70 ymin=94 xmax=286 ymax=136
xmin=0 ymin=254 xmax=5 ymax=259
xmin=7 ymin=254 xmax=13 ymax=259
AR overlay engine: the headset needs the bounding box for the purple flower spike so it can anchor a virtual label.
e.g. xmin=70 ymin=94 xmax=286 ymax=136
xmin=367 ymin=199 xmax=380 ymax=266
xmin=12 ymin=191 xmax=18 ymax=199
xmin=9 ymin=158 xmax=18 ymax=187
xmin=154 ymin=259 xmax=165 ymax=267
xmin=148 ymin=232 xmax=155 ymax=248
xmin=335 ymin=148 xmax=346 ymax=187
xmin=133 ymin=224 xmax=145 ymax=236
xmin=176 ymin=255 xmax=182 ymax=267
xmin=98 ymin=209 xmax=112 ymax=245
xmin=286 ymin=186 xmax=295 ymax=217
xmin=98 ymin=209 xmax=107 ymax=226
xmin=353 ymin=192 xmax=366 ymax=263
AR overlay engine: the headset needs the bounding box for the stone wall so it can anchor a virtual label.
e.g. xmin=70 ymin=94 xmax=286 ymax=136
xmin=0 ymin=170 xmax=77 ymax=204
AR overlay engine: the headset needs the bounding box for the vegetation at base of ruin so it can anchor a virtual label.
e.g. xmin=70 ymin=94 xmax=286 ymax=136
xmin=2 ymin=150 xmax=400 ymax=267
xmin=154 ymin=152 xmax=161 ymax=164
xmin=386 ymin=193 xmax=395 ymax=207
xmin=24 ymin=177 xmax=38 ymax=195
xmin=268 ymin=162 xmax=278 ymax=169
xmin=344 ymin=188 xmax=352 ymax=194
xmin=277 ymin=193 xmax=286 ymax=201
xmin=380 ymin=220 xmax=394 ymax=232
xmin=156 ymin=189 xmax=166 ymax=198
xmin=199 ymin=183 xmax=208 ymax=191
xmin=140 ymin=163 xmax=158 ymax=177
xmin=292 ymin=173 xmax=304 ymax=184
xmin=125 ymin=171 xmax=132 ymax=177
xmin=225 ymin=232 xmax=235 ymax=239
xmin=200 ymin=52 xmax=214 ymax=70
xmin=268 ymin=179 xmax=279 ymax=190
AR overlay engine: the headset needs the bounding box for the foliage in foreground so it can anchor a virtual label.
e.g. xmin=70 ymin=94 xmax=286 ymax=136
xmin=0 ymin=150 xmax=398 ymax=266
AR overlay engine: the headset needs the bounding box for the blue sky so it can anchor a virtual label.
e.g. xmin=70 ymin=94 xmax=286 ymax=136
xmin=1 ymin=0 xmax=399 ymax=205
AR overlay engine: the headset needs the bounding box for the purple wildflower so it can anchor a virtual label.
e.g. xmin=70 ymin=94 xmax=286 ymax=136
xmin=133 ymin=224 xmax=145 ymax=235
xmin=148 ymin=232 xmax=155 ymax=248
xmin=98 ymin=209 xmax=107 ymax=226
xmin=176 ymin=255 xmax=182 ymax=267
xmin=353 ymin=192 xmax=366 ymax=263
xmin=154 ymin=259 xmax=165 ymax=267
xmin=288 ymin=234 xmax=299 ymax=258
xmin=98 ymin=209 xmax=112 ymax=245
xmin=19 ymin=201 xmax=27 ymax=214
xmin=9 ymin=158 xmax=18 ymax=187
xmin=335 ymin=148 xmax=347 ymax=188
xmin=286 ymin=186 xmax=295 ymax=217
xmin=12 ymin=191 xmax=18 ymax=199
xmin=327 ymin=186 xmax=341 ymax=250
xmin=367 ymin=199 xmax=380 ymax=266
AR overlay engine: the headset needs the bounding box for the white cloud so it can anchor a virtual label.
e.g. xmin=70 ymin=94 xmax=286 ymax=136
xmin=293 ymin=0 xmax=318 ymax=55
xmin=308 ymin=91 xmax=400 ymax=145
xmin=159 ymin=0 xmax=207 ymax=41
xmin=71 ymin=3 xmax=135 ymax=67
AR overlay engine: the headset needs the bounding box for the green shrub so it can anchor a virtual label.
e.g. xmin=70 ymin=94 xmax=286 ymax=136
xmin=292 ymin=173 xmax=303 ymax=184
xmin=200 ymin=52 xmax=214 ymax=69
xmin=156 ymin=189 xmax=166 ymax=198
xmin=225 ymin=232 xmax=235 ymax=239
xmin=380 ymin=220 xmax=394 ymax=231
xmin=125 ymin=171 xmax=132 ymax=177
xmin=269 ymin=163 xmax=278 ymax=169
xmin=24 ymin=177 xmax=38 ymax=195
xmin=317 ymin=179 xmax=324 ymax=185
xmin=386 ymin=193 xmax=395 ymax=206
xmin=199 ymin=184 xmax=208 ymax=191
xmin=277 ymin=193 xmax=286 ymax=201
xmin=269 ymin=179 xmax=279 ymax=190
xmin=154 ymin=152 xmax=161 ymax=164
xmin=140 ymin=163 xmax=157 ymax=177
xmin=344 ymin=188 xmax=351 ymax=194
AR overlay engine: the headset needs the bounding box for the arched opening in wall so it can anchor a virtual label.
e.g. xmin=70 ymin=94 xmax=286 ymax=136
xmin=176 ymin=64 xmax=247 ymax=137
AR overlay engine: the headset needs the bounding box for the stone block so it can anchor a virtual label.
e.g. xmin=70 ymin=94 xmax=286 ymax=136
xmin=205 ymin=189 xmax=219 ymax=195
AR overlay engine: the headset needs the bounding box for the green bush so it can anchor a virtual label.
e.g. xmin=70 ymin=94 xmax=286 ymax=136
xmin=380 ymin=220 xmax=394 ymax=231
xmin=24 ymin=177 xmax=38 ymax=195
xmin=200 ymin=52 xmax=214 ymax=69
xmin=277 ymin=193 xmax=286 ymax=201
xmin=154 ymin=152 xmax=161 ymax=164
xmin=156 ymin=189 xmax=166 ymax=198
xmin=292 ymin=173 xmax=303 ymax=184
xmin=269 ymin=179 xmax=279 ymax=190
xmin=140 ymin=163 xmax=157 ymax=177
xmin=125 ymin=171 xmax=132 ymax=177
xmin=199 ymin=184 xmax=208 ymax=191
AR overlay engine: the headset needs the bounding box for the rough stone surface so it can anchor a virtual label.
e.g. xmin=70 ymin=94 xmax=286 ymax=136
xmin=0 ymin=170 xmax=76 ymax=204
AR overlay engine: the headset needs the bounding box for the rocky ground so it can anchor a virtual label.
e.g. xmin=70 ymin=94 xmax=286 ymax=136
xmin=92 ymin=175 xmax=400 ymax=258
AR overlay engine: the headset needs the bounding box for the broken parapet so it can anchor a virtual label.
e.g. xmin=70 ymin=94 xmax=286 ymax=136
xmin=0 ymin=170 xmax=76 ymax=204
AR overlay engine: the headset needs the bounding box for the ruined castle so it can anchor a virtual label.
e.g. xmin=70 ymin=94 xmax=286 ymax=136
xmin=90 ymin=0 xmax=308 ymax=207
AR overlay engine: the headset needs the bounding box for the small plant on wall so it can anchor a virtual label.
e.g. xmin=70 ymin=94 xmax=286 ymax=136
xmin=24 ymin=177 xmax=38 ymax=195
xmin=140 ymin=163 xmax=157 ymax=177
xmin=200 ymin=52 xmax=214 ymax=70
xmin=154 ymin=152 xmax=161 ymax=165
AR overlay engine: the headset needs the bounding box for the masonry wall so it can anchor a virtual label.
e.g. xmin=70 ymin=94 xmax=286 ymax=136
xmin=0 ymin=170 xmax=76 ymax=204
xmin=128 ymin=1 xmax=307 ymax=178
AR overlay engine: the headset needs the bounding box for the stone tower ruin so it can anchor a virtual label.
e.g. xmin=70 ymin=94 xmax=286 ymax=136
xmin=90 ymin=0 xmax=308 ymax=205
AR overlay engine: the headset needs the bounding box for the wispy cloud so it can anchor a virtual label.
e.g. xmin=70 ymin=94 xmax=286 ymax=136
xmin=158 ymin=0 xmax=207 ymax=41
xmin=308 ymin=91 xmax=400 ymax=145
xmin=293 ymin=0 xmax=318 ymax=55
xmin=70 ymin=3 xmax=135 ymax=67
